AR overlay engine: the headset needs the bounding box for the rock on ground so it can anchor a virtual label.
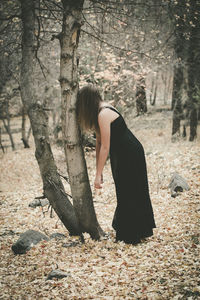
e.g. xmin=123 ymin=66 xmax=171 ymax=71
xmin=11 ymin=229 xmax=49 ymax=254
xmin=46 ymin=270 xmax=70 ymax=280
xmin=28 ymin=198 xmax=49 ymax=208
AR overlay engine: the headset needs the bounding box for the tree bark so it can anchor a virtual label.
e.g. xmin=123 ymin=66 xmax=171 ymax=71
xmin=2 ymin=99 xmax=15 ymax=151
xmin=170 ymin=0 xmax=187 ymax=137
xmin=21 ymin=105 xmax=30 ymax=148
xmin=60 ymin=0 xmax=104 ymax=239
xmin=0 ymin=127 xmax=5 ymax=153
xmin=20 ymin=0 xmax=80 ymax=236
xmin=136 ymin=76 xmax=147 ymax=114
xmin=150 ymin=73 xmax=157 ymax=106
xmin=171 ymin=65 xmax=184 ymax=136
xmin=187 ymin=0 xmax=200 ymax=141
xmin=170 ymin=0 xmax=199 ymax=140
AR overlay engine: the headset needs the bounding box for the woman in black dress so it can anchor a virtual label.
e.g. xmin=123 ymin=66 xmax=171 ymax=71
xmin=76 ymin=85 xmax=156 ymax=244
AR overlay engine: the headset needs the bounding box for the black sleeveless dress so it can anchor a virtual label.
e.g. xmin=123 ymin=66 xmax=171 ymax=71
xmin=102 ymin=106 xmax=156 ymax=244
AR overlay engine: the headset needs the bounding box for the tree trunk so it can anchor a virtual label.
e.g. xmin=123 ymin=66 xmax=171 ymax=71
xmin=166 ymin=68 xmax=173 ymax=106
xmin=170 ymin=0 xmax=199 ymax=141
xmin=152 ymin=81 xmax=157 ymax=106
xmin=0 ymin=127 xmax=5 ymax=153
xmin=163 ymin=70 xmax=171 ymax=105
xmin=136 ymin=77 xmax=147 ymax=114
xmin=171 ymin=66 xmax=184 ymax=136
xmin=60 ymin=0 xmax=104 ymax=239
xmin=169 ymin=0 xmax=186 ymax=137
xmin=150 ymin=73 xmax=157 ymax=106
xmin=187 ymin=0 xmax=200 ymax=141
xmin=2 ymin=98 xmax=15 ymax=151
xmin=20 ymin=0 xmax=80 ymax=236
xmin=2 ymin=118 xmax=15 ymax=151
xmin=21 ymin=105 xmax=30 ymax=148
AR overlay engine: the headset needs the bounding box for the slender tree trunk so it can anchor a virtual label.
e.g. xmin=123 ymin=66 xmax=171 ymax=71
xmin=2 ymin=99 xmax=15 ymax=151
xmin=149 ymin=76 xmax=154 ymax=105
xmin=163 ymin=70 xmax=171 ymax=105
xmin=20 ymin=0 xmax=80 ymax=236
xmin=21 ymin=105 xmax=30 ymax=148
xmin=152 ymin=81 xmax=157 ymax=106
xmin=166 ymin=68 xmax=173 ymax=106
xmin=171 ymin=66 xmax=184 ymax=136
xmin=0 ymin=127 xmax=5 ymax=153
xmin=60 ymin=0 xmax=104 ymax=239
xmin=150 ymin=73 xmax=157 ymax=106
xmin=2 ymin=118 xmax=15 ymax=151
xmin=136 ymin=77 xmax=147 ymax=114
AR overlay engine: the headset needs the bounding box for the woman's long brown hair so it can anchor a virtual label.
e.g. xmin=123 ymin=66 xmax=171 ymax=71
xmin=76 ymin=85 xmax=103 ymax=132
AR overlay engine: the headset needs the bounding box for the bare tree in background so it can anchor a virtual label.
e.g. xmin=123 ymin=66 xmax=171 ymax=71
xmin=0 ymin=96 xmax=15 ymax=151
xmin=186 ymin=0 xmax=200 ymax=141
xmin=170 ymin=0 xmax=200 ymax=140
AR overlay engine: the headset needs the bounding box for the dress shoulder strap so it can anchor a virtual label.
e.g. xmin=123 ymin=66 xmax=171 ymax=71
xmin=99 ymin=106 xmax=121 ymax=116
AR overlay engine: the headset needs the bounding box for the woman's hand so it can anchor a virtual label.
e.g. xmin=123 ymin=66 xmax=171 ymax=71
xmin=94 ymin=174 xmax=102 ymax=189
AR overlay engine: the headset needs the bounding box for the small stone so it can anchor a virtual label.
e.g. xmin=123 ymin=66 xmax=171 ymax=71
xmin=29 ymin=199 xmax=49 ymax=208
xmin=62 ymin=241 xmax=80 ymax=248
xmin=50 ymin=233 xmax=66 ymax=240
xmin=46 ymin=269 xmax=70 ymax=280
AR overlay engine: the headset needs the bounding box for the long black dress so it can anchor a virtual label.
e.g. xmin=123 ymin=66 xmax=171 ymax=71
xmin=102 ymin=106 xmax=156 ymax=244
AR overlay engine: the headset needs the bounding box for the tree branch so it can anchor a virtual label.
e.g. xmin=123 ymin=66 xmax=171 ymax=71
xmin=81 ymin=28 xmax=151 ymax=59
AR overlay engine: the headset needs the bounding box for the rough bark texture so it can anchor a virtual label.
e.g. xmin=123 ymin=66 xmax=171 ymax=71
xmin=60 ymin=0 xmax=103 ymax=239
xmin=20 ymin=0 xmax=80 ymax=236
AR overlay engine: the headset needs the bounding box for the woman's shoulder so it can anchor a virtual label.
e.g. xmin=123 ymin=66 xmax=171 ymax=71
xmin=98 ymin=104 xmax=120 ymax=125
xmin=99 ymin=103 xmax=115 ymax=113
xmin=98 ymin=106 xmax=112 ymax=118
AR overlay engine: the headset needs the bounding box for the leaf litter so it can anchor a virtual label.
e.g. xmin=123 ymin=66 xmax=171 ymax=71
xmin=0 ymin=111 xmax=199 ymax=299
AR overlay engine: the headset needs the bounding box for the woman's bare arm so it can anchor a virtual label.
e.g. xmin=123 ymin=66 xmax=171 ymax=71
xmin=94 ymin=110 xmax=111 ymax=189
xmin=95 ymin=132 xmax=101 ymax=168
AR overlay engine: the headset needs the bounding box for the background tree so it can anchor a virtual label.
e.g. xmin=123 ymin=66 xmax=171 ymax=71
xmin=169 ymin=0 xmax=200 ymax=140
xmin=186 ymin=0 xmax=200 ymax=141
xmin=0 ymin=0 xmax=21 ymax=150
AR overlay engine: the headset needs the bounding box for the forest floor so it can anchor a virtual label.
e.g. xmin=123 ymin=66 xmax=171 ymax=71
xmin=0 ymin=109 xmax=199 ymax=299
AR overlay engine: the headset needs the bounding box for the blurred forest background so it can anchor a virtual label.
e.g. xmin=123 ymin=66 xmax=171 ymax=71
xmin=0 ymin=0 xmax=199 ymax=152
